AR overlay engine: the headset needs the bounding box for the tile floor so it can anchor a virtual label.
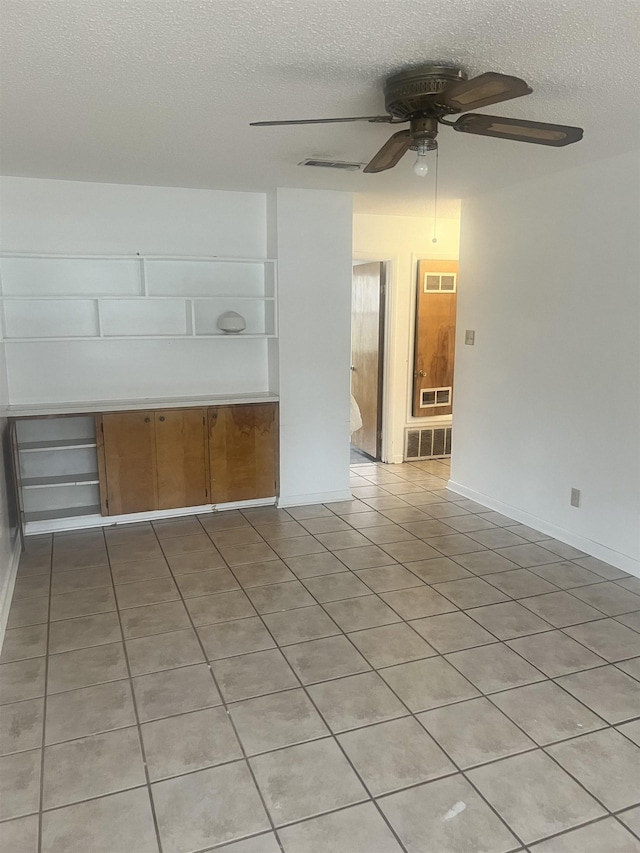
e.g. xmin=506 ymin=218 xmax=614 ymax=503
xmin=1 ymin=457 xmax=640 ymax=852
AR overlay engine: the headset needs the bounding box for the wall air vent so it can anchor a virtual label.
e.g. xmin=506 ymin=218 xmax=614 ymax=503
xmin=299 ymin=159 xmax=362 ymax=171
xmin=420 ymin=387 xmax=451 ymax=408
xmin=405 ymin=426 xmax=452 ymax=460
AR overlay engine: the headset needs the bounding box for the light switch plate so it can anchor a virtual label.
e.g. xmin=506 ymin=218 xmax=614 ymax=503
xmin=465 ymin=330 xmax=475 ymax=346
xmin=570 ymin=488 xmax=581 ymax=508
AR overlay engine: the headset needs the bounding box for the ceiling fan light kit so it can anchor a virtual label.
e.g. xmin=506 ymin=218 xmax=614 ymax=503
xmin=251 ymin=64 xmax=584 ymax=174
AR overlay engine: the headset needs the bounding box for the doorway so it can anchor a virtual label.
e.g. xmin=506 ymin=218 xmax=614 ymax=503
xmin=350 ymin=261 xmax=386 ymax=461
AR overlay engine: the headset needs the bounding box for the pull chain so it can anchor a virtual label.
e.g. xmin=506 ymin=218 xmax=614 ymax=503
xmin=432 ymin=146 xmax=439 ymax=243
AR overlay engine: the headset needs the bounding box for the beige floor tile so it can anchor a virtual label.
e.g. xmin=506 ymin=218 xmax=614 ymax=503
xmin=506 ymin=629 xmax=605 ymax=676
xmin=467 ymin=750 xmax=604 ymax=845
xmin=250 ymin=738 xmax=367 ymax=826
xmin=43 ymin=726 xmax=145 ymax=809
xmin=445 ymin=643 xmax=546 ymax=694
xmin=529 ymin=817 xmax=640 ymax=853
xmin=47 ymin=642 xmax=127 ymax=693
xmin=547 ymin=728 xmax=640 ymax=811
xmin=556 ymin=665 xmax=640 ymax=723
xmin=211 ymin=648 xmax=298 ymax=702
xmin=378 ymin=774 xmax=518 ymax=853
xmin=492 ymin=680 xmax=606 ymax=744
xmin=133 ymin=663 xmax=221 ymax=721
xmin=48 ymin=611 xmax=121 ymax=653
xmin=0 ymin=814 xmax=39 ymax=853
xmin=152 ymin=761 xmax=270 ymax=852
xmin=0 ymin=624 xmax=48 ymax=663
xmin=141 ymin=706 xmax=242 ymax=780
xmin=419 ymin=696 xmax=535 ymax=768
xmin=45 ymin=679 xmax=136 ymax=744
xmin=262 ymin=606 xmax=340 ymax=646
xmin=339 ymin=715 xmax=454 ymax=795
xmin=0 ymin=697 xmax=44 ymax=756
xmin=120 ymin=600 xmax=190 ymax=638
xmin=380 ymin=656 xmax=479 ymax=712
xmin=410 ymin=611 xmax=496 ymax=653
xmin=41 ymin=787 xmax=159 ymax=853
xmin=308 ymin=671 xmax=408 ymax=733
xmin=229 ymin=688 xmax=328 ymax=755
xmin=126 ymin=628 xmax=205 ymax=675
xmin=282 ymin=635 xmax=370 ymax=684
xmin=277 ymin=802 xmax=402 ymax=853
xmin=0 ymin=658 xmax=46 ymax=705
xmin=0 ymin=749 xmax=41 ymax=820
xmin=347 ymin=622 xmax=436 ymax=668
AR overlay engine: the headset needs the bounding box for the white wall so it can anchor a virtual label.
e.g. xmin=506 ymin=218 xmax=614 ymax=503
xmin=276 ymin=188 xmax=353 ymax=506
xmin=0 ymin=177 xmax=266 ymax=256
xmin=453 ymin=149 xmax=640 ymax=574
xmin=0 ymin=177 xmax=270 ymax=404
xmin=0 ymin=178 xmax=355 ymax=513
xmin=353 ymin=212 xmax=460 ymax=462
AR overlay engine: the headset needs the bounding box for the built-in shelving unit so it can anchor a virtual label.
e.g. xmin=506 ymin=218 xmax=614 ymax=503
xmin=0 ymin=254 xmax=278 ymax=340
xmin=15 ymin=416 xmax=102 ymax=524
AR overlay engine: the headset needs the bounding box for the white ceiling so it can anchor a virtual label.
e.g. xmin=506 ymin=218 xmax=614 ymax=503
xmin=1 ymin=0 xmax=638 ymax=215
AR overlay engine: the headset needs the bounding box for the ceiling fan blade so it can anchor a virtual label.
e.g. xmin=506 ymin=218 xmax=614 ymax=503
xmin=250 ymin=115 xmax=395 ymax=126
xmin=363 ymin=130 xmax=412 ymax=173
xmin=436 ymin=72 xmax=532 ymax=112
xmin=452 ymin=113 xmax=584 ymax=146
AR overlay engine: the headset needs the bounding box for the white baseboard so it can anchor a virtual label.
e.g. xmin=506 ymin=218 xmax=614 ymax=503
xmin=24 ymin=498 xmax=277 ymax=536
xmin=448 ymin=480 xmax=639 ymax=578
xmin=0 ymin=532 xmax=23 ymax=653
xmin=277 ymin=489 xmax=352 ymax=508
xmin=215 ymin=498 xmax=276 ymax=512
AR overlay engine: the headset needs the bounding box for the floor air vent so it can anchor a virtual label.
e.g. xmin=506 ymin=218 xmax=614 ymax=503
xmin=405 ymin=426 xmax=452 ymax=460
xmin=299 ymin=159 xmax=362 ymax=171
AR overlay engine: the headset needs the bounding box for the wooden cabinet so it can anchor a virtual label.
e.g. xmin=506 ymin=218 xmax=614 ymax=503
xmin=155 ymin=409 xmax=208 ymax=510
xmin=100 ymin=412 xmax=158 ymax=515
xmin=208 ymin=403 xmax=278 ymax=503
xmin=100 ymin=408 xmax=208 ymax=515
xmin=13 ymin=401 xmax=279 ymax=531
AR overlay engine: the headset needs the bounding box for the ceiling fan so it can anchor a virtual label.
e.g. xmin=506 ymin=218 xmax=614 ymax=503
xmin=250 ymin=65 xmax=584 ymax=175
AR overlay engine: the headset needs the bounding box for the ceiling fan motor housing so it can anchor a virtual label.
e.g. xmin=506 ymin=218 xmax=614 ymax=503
xmin=384 ymin=65 xmax=467 ymax=119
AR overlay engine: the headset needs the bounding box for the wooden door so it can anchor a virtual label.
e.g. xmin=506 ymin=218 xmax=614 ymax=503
xmin=155 ymin=409 xmax=208 ymax=510
xmin=208 ymin=403 xmax=278 ymax=503
xmin=412 ymin=260 xmax=458 ymax=418
xmin=351 ymin=262 xmax=384 ymax=458
xmin=101 ymin=412 xmax=157 ymax=515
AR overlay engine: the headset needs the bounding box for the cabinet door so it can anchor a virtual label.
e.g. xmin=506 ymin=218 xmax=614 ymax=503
xmin=101 ymin=412 xmax=157 ymax=515
xmin=155 ymin=409 xmax=208 ymax=510
xmin=208 ymin=404 xmax=278 ymax=503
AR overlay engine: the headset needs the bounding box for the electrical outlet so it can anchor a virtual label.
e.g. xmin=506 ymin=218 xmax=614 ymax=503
xmin=465 ymin=330 xmax=475 ymax=346
xmin=570 ymin=488 xmax=581 ymax=508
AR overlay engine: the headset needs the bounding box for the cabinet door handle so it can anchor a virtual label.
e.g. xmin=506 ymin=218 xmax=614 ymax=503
xmin=159 ymin=416 xmax=165 ymax=422
xmin=144 ymin=417 xmax=150 ymax=423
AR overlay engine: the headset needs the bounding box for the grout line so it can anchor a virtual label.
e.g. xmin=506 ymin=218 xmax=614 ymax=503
xmin=9 ymin=468 xmax=639 ymax=851
xmin=150 ymin=520 xmax=288 ymax=853
xmin=35 ymin=540 xmax=53 ymax=853
xmin=97 ymin=526 xmax=165 ymax=853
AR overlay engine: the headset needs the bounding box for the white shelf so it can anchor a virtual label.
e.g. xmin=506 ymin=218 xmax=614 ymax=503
xmin=19 ymin=438 xmax=98 ymax=452
xmin=0 ymin=253 xmax=278 ymax=342
xmin=24 ymin=505 xmax=102 ymax=523
xmin=15 ymin=416 xmax=102 ymax=526
xmin=22 ymin=473 xmax=100 ymax=489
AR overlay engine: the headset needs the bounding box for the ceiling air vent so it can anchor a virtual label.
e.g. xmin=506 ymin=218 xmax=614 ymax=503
xmin=299 ymin=159 xmax=362 ymax=171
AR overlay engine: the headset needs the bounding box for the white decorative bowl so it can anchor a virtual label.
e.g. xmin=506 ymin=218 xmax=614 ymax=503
xmin=217 ymin=311 xmax=246 ymax=334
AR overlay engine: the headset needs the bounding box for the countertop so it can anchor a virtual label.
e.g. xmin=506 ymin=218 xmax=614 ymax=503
xmin=3 ymin=392 xmax=279 ymax=418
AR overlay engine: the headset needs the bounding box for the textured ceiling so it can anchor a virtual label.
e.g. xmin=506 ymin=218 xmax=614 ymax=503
xmin=1 ymin=0 xmax=639 ymax=214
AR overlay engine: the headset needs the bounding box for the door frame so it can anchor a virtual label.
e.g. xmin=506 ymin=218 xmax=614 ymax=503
xmin=351 ymin=255 xmax=395 ymax=462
